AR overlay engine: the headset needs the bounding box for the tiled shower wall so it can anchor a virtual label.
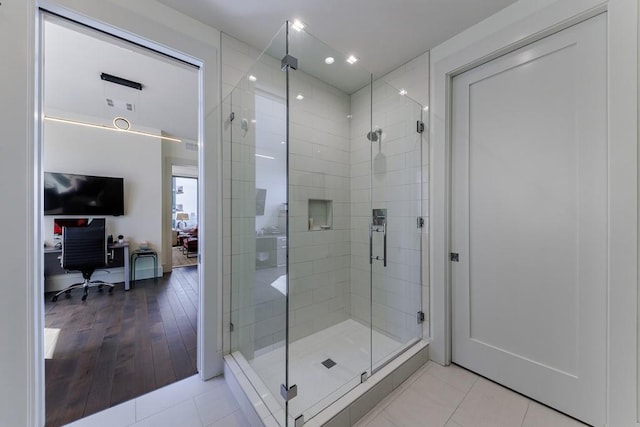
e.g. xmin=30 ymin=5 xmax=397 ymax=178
xmin=381 ymin=53 xmax=430 ymax=340
xmin=287 ymin=70 xmax=353 ymax=341
xmin=349 ymin=57 xmax=430 ymax=344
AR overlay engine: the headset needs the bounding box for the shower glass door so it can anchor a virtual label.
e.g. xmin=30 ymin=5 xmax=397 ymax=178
xmin=370 ymin=80 xmax=424 ymax=371
xmin=226 ymin=25 xmax=289 ymax=427
xmin=285 ymin=22 xmax=374 ymax=424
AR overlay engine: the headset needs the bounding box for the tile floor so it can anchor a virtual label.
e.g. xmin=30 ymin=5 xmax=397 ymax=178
xmin=354 ymin=361 xmax=588 ymax=427
xmin=64 ymin=374 xmax=248 ymax=427
xmin=64 ymin=359 xmax=587 ymax=427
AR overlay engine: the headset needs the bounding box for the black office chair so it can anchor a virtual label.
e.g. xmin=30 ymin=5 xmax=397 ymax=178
xmin=51 ymin=224 xmax=114 ymax=302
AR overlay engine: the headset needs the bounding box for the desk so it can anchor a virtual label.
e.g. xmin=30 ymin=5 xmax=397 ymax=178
xmin=44 ymin=242 xmax=131 ymax=291
xmin=256 ymin=234 xmax=285 ymax=269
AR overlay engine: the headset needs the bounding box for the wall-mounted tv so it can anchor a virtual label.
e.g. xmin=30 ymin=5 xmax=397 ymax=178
xmin=44 ymin=172 xmax=124 ymax=216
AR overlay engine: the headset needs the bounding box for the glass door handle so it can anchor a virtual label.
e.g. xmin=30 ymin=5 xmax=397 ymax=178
xmin=370 ymin=223 xmax=387 ymax=267
xmin=383 ymin=223 xmax=387 ymax=267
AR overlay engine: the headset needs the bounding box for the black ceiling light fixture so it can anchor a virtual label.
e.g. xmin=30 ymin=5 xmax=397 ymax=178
xmin=100 ymin=73 xmax=143 ymax=90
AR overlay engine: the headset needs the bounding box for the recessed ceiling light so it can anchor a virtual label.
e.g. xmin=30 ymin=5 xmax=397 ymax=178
xmin=291 ymin=19 xmax=305 ymax=32
xmin=347 ymin=114 xmax=353 ymax=119
xmin=281 ymin=141 xmax=286 ymax=144
xmin=248 ymin=75 xmax=257 ymax=82
xmin=296 ymin=94 xmax=304 ymax=100
xmin=423 ymin=105 xmax=429 ymax=111
xmin=113 ymin=116 xmax=131 ymax=130
xmin=346 ymin=55 xmax=358 ymax=64
xmin=324 ymin=57 xmax=335 ymax=65
xmin=399 ymin=89 xmax=408 ymax=96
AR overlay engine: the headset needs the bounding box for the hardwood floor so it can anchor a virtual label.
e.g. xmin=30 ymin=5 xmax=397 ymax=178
xmin=44 ymin=266 xmax=198 ymax=427
xmin=172 ymin=245 xmax=197 ymax=267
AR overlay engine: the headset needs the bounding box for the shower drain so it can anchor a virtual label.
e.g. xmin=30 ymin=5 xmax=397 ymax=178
xmin=321 ymin=358 xmax=336 ymax=369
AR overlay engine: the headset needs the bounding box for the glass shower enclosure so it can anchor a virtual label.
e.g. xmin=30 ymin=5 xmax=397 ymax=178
xmin=224 ymin=22 xmax=425 ymax=426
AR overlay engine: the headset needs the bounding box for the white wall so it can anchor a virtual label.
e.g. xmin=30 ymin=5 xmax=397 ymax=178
xmin=43 ymin=119 xmax=162 ymax=253
xmin=0 ymin=1 xmax=37 ymax=425
xmin=0 ymin=1 xmax=221 ymax=425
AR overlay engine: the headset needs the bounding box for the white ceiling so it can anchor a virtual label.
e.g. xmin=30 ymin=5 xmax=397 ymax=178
xmin=44 ymin=16 xmax=199 ymax=141
xmin=158 ymin=0 xmax=517 ymax=77
xmin=44 ymin=1 xmax=518 ymax=140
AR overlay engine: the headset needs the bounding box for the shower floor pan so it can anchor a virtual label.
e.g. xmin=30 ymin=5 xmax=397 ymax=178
xmin=227 ymin=319 xmax=427 ymax=425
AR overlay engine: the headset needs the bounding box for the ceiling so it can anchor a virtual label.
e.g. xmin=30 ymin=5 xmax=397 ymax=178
xmin=158 ymin=0 xmax=517 ymax=77
xmin=44 ymin=16 xmax=199 ymax=142
xmin=44 ymin=1 xmax=518 ymax=141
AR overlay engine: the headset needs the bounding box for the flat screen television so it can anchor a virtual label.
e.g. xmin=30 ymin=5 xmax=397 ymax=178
xmin=44 ymin=172 xmax=124 ymax=216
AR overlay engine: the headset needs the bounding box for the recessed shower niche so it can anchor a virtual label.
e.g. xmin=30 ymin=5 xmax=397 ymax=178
xmin=308 ymin=199 xmax=332 ymax=230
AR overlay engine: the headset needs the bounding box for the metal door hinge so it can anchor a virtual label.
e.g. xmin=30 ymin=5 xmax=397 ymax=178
xmin=361 ymin=371 xmax=369 ymax=383
xmin=417 ymin=217 xmax=424 ymax=228
xmin=281 ymin=54 xmax=298 ymax=71
xmin=417 ymin=311 xmax=425 ymax=324
xmin=450 ymin=252 xmax=459 ymax=262
xmin=229 ymin=322 xmax=234 ymax=332
xmin=229 ymin=112 xmax=235 ymax=122
xmin=280 ymin=384 xmax=298 ymax=401
xmin=417 ymin=120 xmax=425 ymax=134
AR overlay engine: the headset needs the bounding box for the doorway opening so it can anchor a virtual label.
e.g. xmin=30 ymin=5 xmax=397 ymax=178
xmin=172 ymin=169 xmax=198 ymax=268
xmin=40 ymin=11 xmax=201 ymax=426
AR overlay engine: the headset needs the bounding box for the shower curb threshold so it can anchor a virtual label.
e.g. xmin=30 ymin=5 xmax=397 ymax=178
xmin=224 ymin=340 xmax=429 ymax=426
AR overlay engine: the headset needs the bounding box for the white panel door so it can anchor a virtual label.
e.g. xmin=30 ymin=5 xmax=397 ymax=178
xmin=451 ymin=14 xmax=607 ymax=426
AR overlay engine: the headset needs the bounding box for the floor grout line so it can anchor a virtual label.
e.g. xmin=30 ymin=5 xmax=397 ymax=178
xmin=442 ymin=371 xmax=479 ymax=427
xmin=520 ymin=400 xmax=531 ymax=427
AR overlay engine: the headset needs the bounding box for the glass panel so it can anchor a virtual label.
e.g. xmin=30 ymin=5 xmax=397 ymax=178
xmin=370 ymin=80 xmax=424 ymax=371
xmin=286 ymin=21 xmax=373 ymax=422
xmin=225 ymin=20 xmax=425 ymax=427
xmin=227 ymin=24 xmax=288 ymax=426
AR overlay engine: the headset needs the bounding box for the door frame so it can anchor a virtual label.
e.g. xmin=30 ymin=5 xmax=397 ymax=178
xmin=33 ymin=2 xmax=223 ymax=425
xmin=429 ymin=0 xmax=637 ymax=425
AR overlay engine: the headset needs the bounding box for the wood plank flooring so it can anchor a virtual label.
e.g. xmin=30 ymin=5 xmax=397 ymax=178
xmin=44 ymin=266 xmax=198 ymax=427
xmin=172 ymin=246 xmax=197 ymax=267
